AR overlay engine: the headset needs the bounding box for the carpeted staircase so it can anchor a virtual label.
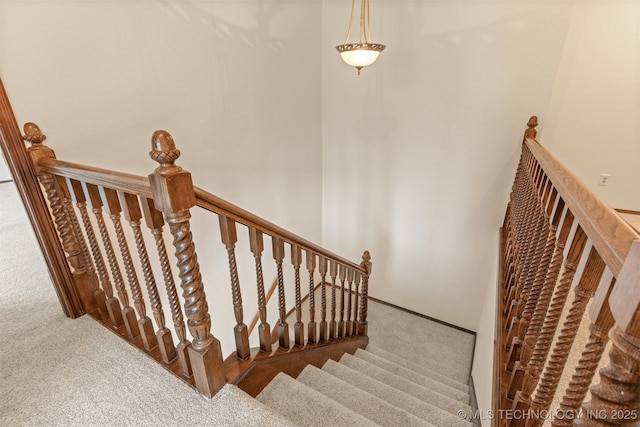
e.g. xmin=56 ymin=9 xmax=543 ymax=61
xmin=1 ymin=181 xmax=476 ymax=426
xmin=254 ymin=344 xmax=473 ymax=427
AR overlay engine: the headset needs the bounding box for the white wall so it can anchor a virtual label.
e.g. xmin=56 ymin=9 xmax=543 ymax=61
xmin=0 ymin=0 xmax=323 ymax=356
xmin=542 ymin=1 xmax=640 ymax=211
xmin=322 ymin=2 xmax=573 ymax=422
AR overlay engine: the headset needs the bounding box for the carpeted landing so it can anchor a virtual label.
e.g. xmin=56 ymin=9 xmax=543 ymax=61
xmin=1 ymin=181 xmax=475 ymax=426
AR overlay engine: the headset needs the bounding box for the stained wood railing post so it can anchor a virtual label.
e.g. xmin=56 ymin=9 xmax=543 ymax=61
xmin=140 ymin=197 xmax=191 ymax=376
xmin=24 ymin=123 xmax=97 ymax=314
xmin=249 ymin=227 xmax=272 ymax=353
xmin=67 ymin=178 xmax=123 ymax=328
xmin=291 ymin=244 xmax=304 ymax=346
xmin=530 ymin=247 xmax=606 ymax=422
xmin=119 ymin=192 xmax=163 ymax=353
xmin=319 ymin=255 xmax=328 ymax=342
xmin=272 ymin=237 xmax=289 ymax=349
xmin=148 ymin=130 xmax=225 ymax=397
xmin=551 ymin=276 xmax=615 ymax=427
xmin=576 ymin=242 xmax=640 ymax=427
xmin=358 ymin=251 xmax=372 ymax=336
xmin=306 ymin=250 xmax=317 ymax=344
xmin=219 ymin=215 xmax=250 ymax=360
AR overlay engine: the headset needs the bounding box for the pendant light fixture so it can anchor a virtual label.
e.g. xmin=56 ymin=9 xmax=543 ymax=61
xmin=336 ymin=0 xmax=386 ymax=75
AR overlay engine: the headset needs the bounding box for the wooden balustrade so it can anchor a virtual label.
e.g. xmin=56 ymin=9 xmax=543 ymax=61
xmin=494 ymin=117 xmax=640 ymax=427
xmin=2 ymin=74 xmax=371 ymax=399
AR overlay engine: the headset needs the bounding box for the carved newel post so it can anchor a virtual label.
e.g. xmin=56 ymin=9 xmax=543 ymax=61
xmin=24 ymin=123 xmax=100 ymax=315
xmin=577 ymin=241 xmax=640 ymax=426
xmin=524 ymin=116 xmax=538 ymax=141
xmin=357 ymin=251 xmax=372 ymax=336
xmin=148 ymin=130 xmax=225 ymax=397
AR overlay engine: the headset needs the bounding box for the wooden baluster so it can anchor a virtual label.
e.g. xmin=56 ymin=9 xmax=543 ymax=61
xmin=505 ymin=168 xmax=543 ymax=324
xmin=56 ymin=175 xmax=107 ymax=319
xmin=67 ymin=179 xmax=123 ymax=328
xmin=140 ymin=197 xmax=191 ymax=376
xmin=530 ymin=247 xmax=606 ymax=422
xmin=358 ymin=251 xmax=372 ymax=336
xmin=70 ymin=179 xmax=124 ymax=329
xmin=353 ymin=271 xmax=361 ymax=337
xmin=329 ymin=260 xmax=338 ymax=339
xmin=24 ymin=123 xmax=97 ymax=314
xmin=508 ymin=200 xmax=571 ymax=422
xmin=504 ymin=147 xmax=533 ymax=290
xmin=507 ymin=191 xmax=561 ymax=395
xmin=307 ymin=250 xmax=317 ymax=344
xmin=148 ymin=130 xmax=225 ymax=397
xmin=291 ymin=244 xmax=304 ymax=346
xmin=346 ymin=269 xmax=354 ymax=336
xmin=576 ymin=242 xmax=640 ymax=427
xmin=510 ymin=177 xmax=551 ymax=333
xmin=319 ymin=256 xmax=328 ymax=342
xmin=338 ymin=265 xmax=346 ymax=338
xmin=505 ymin=178 xmax=549 ymax=353
xmin=118 ymin=192 xmax=162 ymax=352
xmin=551 ymin=277 xmax=615 ymax=427
xmin=249 ymin=227 xmax=272 ymax=353
xmin=272 ymin=237 xmax=289 ymax=349
xmin=98 ymin=186 xmax=141 ymax=340
xmin=218 ymin=215 xmax=250 ymax=360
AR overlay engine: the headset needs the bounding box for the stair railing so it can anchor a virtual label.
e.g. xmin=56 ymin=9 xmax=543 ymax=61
xmin=495 ymin=117 xmax=640 ymax=426
xmin=0 ymin=80 xmax=371 ymax=398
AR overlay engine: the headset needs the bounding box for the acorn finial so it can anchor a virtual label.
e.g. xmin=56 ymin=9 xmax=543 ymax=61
xmin=22 ymin=122 xmax=47 ymax=146
xmin=524 ymin=116 xmax=538 ymax=141
xmin=149 ymin=130 xmax=181 ymax=170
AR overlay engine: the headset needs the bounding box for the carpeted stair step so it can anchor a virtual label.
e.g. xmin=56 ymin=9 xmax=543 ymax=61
xmin=338 ymin=353 xmax=471 ymax=414
xmin=297 ymin=365 xmax=435 ymax=427
xmin=321 ymin=359 xmax=472 ymax=427
xmin=213 ymin=385 xmax=300 ymax=427
xmin=363 ymin=345 xmax=470 ymax=393
xmin=351 ymin=350 xmax=469 ymax=403
xmin=256 ymin=372 xmax=378 ymax=427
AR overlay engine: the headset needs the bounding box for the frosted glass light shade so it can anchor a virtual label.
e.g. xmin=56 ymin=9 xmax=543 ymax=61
xmin=336 ymin=43 xmax=386 ymax=71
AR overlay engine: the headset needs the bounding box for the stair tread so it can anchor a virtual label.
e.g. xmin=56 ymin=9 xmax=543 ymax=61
xmin=322 ymin=359 xmax=472 ymax=427
xmin=364 ymin=344 xmax=470 ymax=393
xmin=298 ymin=365 xmax=435 ymax=427
xmin=353 ymin=349 xmax=469 ymax=402
xmin=256 ymin=372 xmax=379 ymax=427
xmin=339 ymin=353 xmax=471 ymax=415
xmin=214 ymin=385 xmax=299 ymax=427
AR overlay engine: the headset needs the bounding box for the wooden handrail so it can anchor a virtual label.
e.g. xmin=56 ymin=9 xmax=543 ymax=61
xmin=194 ymin=187 xmax=367 ymax=274
xmin=37 ymin=158 xmax=153 ymax=199
xmin=34 ymin=158 xmax=366 ymax=275
xmin=524 ymin=138 xmax=639 ymax=276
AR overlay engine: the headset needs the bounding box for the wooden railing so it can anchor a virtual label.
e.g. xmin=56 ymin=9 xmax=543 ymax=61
xmin=495 ymin=117 xmax=640 ymax=426
xmin=0 ymin=80 xmax=371 ymax=399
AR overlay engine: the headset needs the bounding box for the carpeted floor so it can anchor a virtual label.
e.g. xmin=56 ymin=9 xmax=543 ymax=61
xmin=0 ymin=181 xmax=475 ymax=426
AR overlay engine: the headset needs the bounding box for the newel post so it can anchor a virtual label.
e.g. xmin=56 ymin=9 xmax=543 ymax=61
xmin=576 ymin=241 xmax=640 ymax=426
xmin=24 ymin=123 xmax=99 ymax=315
xmin=523 ymin=116 xmax=538 ymax=141
xmin=357 ymin=251 xmax=372 ymax=336
xmin=148 ymin=130 xmax=225 ymax=397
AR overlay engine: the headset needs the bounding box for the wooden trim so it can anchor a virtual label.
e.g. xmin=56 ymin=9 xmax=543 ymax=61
xmin=0 ymin=78 xmax=83 ymax=318
xmin=225 ymin=335 xmax=369 ymax=397
xmin=367 ymin=295 xmax=477 ymax=336
xmin=525 ymin=138 xmax=639 ymax=276
xmin=195 ymin=187 xmax=366 ymax=274
xmin=615 ymin=208 xmax=640 ymax=216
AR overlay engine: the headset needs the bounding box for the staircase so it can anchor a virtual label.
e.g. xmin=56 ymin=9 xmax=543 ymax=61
xmin=255 ymin=345 xmax=473 ymax=427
